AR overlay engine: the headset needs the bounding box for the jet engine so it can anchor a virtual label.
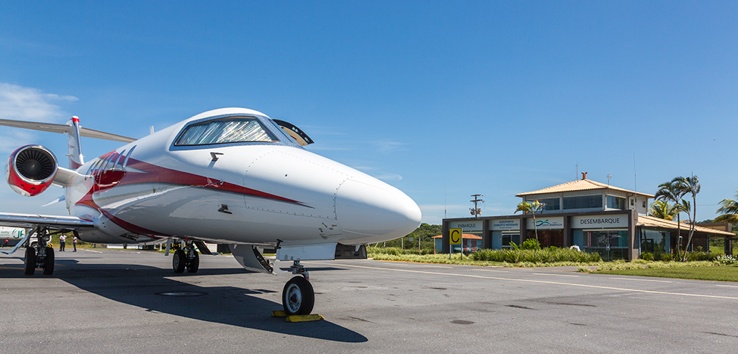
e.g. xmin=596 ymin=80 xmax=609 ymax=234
xmin=6 ymin=145 xmax=58 ymax=196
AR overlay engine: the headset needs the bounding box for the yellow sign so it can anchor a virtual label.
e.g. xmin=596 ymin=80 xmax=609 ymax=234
xmin=449 ymin=228 xmax=462 ymax=245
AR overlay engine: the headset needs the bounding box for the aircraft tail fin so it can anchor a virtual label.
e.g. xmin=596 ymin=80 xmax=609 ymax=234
xmin=67 ymin=116 xmax=84 ymax=169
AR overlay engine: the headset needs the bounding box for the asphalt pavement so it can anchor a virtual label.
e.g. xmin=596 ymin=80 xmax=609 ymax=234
xmin=1 ymin=248 xmax=737 ymax=353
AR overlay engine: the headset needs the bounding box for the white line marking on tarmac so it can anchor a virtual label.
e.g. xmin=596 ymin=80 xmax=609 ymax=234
xmin=609 ymin=277 xmax=672 ymax=283
xmin=533 ymin=273 xmax=580 ymax=278
xmin=716 ymin=284 xmax=738 ymax=289
xmin=320 ymin=262 xmax=738 ymax=301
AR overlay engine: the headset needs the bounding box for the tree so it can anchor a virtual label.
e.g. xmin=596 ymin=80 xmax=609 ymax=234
xmin=655 ymin=179 xmax=688 ymax=260
xmin=649 ymin=200 xmax=678 ymax=221
xmin=675 ymin=175 xmax=700 ymax=261
xmin=716 ymin=190 xmax=738 ymax=224
xmin=515 ymin=200 xmax=544 ymax=241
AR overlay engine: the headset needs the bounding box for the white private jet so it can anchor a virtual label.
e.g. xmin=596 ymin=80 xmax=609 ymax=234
xmin=0 ymin=107 xmax=421 ymax=315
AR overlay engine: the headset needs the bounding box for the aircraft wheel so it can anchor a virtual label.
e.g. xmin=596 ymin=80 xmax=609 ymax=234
xmin=43 ymin=247 xmax=55 ymax=275
xmin=282 ymin=276 xmax=314 ymax=315
xmin=24 ymin=247 xmax=36 ymax=276
xmin=186 ymin=252 xmax=199 ymax=273
xmin=172 ymin=249 xmax=186 ymax=273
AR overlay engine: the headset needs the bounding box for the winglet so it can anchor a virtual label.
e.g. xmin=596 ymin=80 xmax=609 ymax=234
xmin=67 ymin=116 xmax=84 ymax=169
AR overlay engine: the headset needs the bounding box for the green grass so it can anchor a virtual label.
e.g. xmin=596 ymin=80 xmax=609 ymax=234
xmin=583 ymin=261 xmax=738 ymax=282
xmin=368 ymin=247 xmax=738 ymax=282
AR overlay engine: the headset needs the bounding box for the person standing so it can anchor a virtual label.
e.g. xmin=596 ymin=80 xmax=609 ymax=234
xmin=73 ymin=236 xmax=78 ymax=252
xmin=59 ymin=234 xmax=66 ymax=252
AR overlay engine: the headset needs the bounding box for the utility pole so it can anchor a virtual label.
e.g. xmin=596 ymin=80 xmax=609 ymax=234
xmin=470 ymin=194 xmax=484 ymax=218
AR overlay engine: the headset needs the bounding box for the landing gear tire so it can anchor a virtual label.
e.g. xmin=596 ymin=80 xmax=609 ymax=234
xmin=43 ymin=247 xmax=55 ymax=275
xmin=282 ymin=276 xmax=314 ymax=316
xmin=24 ymin=247 xmax=36 ymax=276
xmin=186 ymin=252 xmax=199 ymax=273
xmin=172 ymin=249 xmax=186 ymax=273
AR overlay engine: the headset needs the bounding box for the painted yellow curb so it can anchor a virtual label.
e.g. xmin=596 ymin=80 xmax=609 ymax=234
xmin=272 ymin=310 xmax=287 ymax=317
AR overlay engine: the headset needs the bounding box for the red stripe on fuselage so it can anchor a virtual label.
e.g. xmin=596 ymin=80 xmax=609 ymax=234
xmin=75 ymin=155 xmax=308 ymax=236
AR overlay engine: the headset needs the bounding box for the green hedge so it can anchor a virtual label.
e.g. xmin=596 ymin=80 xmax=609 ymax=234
xmin=471 ymin=247 xmax=602 ymax=263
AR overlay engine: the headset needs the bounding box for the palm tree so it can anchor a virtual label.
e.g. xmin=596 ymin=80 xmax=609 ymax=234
xmin=655 ymin=179 xmax=688 ymax=260
xmin=716 ymin=190 xmax=738 ymax=224
xmin=649 ymin=200 xmax=678 ymax=221
xmin=675 ymin=175 xmax=700 ymax=261
xmin=515 ymin=200 xmax=544 ymax=241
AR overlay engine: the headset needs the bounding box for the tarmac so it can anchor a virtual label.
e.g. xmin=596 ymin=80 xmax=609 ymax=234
xmin=1 ymin=248 xmax=737 ymax=353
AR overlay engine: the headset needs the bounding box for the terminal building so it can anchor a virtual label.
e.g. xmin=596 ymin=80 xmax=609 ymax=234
xmin=441 ymin=174 xmax=734 ymax=260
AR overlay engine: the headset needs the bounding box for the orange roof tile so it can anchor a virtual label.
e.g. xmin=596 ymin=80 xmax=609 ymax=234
xmin=516 ymin=178 xmax=654 ymax=198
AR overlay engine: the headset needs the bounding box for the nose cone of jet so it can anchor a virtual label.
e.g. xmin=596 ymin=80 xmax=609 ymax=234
xmin=336 ymin=178 xmax=422 ymax=243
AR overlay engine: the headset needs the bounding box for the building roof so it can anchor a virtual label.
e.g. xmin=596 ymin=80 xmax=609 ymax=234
xmin=432 ymin=234 xmax=482 ymax=240
xmin=637 ymin=215 xmax=735 ymax=237
xmin=516 ymin=178 xmax=654 ymax=198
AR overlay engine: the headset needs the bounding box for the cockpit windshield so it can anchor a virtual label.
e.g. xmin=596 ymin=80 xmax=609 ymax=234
xmin=174 ymin=117 xmax=278 ymax=146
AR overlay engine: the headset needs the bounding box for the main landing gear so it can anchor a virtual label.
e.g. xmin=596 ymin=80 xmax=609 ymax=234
xmin=24 ymin=227 xmax=55 ymax=276
xmin=172 ymin=240 xmax=199 ymax=273
xmin=282 ymin=260 xmax=314 ymax=316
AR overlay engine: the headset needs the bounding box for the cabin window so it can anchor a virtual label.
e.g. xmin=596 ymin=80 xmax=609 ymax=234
xmin=174 ymin=117 xmax=278 ymax=146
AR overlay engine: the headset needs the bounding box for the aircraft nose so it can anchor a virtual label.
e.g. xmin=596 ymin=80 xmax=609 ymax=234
xmin=335 ymin=178 xmax=422 ymax=242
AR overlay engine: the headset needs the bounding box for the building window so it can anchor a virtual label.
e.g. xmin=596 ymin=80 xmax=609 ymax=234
xmin=584 ymin=229 xmax=628 ymax=261
xmin=586 ymin=230 xmax=628 ymax=248
xmin=563 ymin=195 xmax=602 ymax=210
xmin=606 ymin=195 xmax=626 ymax=210
xmin=640 ymin=229 xmax=667 ymax=254
xmin=537 ymin=198 xmax=560 ymax=211
xmin=502 ymin=233 xmax=520 ymax=248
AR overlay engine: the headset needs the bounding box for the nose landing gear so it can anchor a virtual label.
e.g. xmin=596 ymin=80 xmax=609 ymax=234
xmin=282 ymin=260 xmax=314 ymax=316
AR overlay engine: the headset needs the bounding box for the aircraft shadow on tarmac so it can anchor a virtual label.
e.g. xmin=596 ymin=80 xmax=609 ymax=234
xmin=0 ymin=257 xmax=367 ymax=343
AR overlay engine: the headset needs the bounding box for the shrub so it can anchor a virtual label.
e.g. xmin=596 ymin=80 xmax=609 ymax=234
xmin=521 ymin=238 xmax=541 ymax=250
xmin=715 ymin=255 xmax=735 ymax=265
xmin=641 ymin=252 xmax=654 ymax=261
xmin=655 ymin=252 xmax=673 ymax=262
xmin=685 ymin=251 xmax=717 ymax=262
xmin=470 ymin=247 xmax=601 ymax=263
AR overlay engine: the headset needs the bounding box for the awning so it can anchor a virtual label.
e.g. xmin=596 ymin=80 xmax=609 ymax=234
xmin=637 ymin=215 xmax=735 ymax=237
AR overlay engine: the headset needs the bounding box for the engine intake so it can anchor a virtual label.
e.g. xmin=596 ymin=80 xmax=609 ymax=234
xmin=6 ymin=145 xmax=58 ymax=196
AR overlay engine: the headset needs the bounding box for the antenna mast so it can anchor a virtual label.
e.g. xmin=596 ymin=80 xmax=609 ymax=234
xmin=470 ymin=194 xmax=484 ymax=218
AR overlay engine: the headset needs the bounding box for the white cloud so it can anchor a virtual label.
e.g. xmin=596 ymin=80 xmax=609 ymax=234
xmin=372 ymin=140 xmax=405 ymax=153
xmin=374 ymin=173 xmax=403 ymax=182
xmin=0 ymin=82 xmax=77 ymax=121
xmin=0 ymin=130 xmax=35 ymax=154
xmin=0 ymin=83 xmax=78 ymax=154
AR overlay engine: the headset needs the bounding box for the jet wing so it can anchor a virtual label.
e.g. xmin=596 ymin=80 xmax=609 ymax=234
xmin=0 ymin=212 xmax=94 ymax=229
xmin=0 ymin=119 xmax=135 ymax=143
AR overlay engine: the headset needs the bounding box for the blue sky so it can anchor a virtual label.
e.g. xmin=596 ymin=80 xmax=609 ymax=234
xmin=1 ymin=1 xmax=737 ymax=224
